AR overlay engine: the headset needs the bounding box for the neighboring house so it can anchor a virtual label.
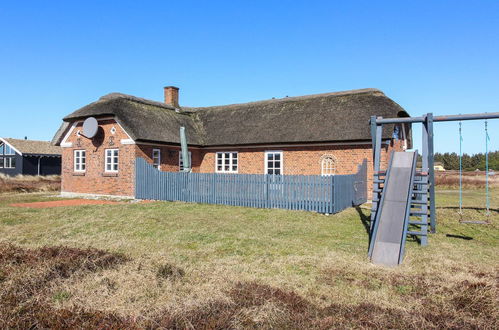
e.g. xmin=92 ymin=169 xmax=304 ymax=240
xmin=0 ymin=138 xmax=62 ymax=176
xmin=52 ymin=87 xmax=412 ymax=198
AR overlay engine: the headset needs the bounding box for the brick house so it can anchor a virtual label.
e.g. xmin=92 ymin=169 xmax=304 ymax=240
xmin=52 ymin=87 xmax=411 ymax=198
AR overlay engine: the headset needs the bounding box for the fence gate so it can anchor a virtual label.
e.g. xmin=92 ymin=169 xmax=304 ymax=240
xmin=135 ymin=158 xmax=367 ymax=214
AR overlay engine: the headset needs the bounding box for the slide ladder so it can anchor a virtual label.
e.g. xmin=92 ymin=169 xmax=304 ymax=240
xmin=368 ymin=151 xmax=428 ymax=266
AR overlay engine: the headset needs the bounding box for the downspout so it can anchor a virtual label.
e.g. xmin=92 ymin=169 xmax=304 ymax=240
xmin=401 ymin=124 xmax=408 ymax=150
xmin=37 ymin=156 xmax=41 ymax=176
xmin=180 ymin=127 xmax=191 ymax=172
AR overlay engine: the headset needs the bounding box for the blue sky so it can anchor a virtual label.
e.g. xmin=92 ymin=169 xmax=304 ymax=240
xmin=0 ymin=1 xmax=498 ymax=154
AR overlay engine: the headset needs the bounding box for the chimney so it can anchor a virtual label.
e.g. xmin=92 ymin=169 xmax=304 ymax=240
xmin=164 ymin=86 xmax=179 ymax=108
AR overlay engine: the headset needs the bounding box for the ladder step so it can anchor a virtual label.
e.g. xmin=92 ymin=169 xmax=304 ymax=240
xmin=409 ymin=221 xmax=427 ymax=225
xmin=373 ymin=179 xmax=384 ymax=183
xmin=407 ymin=231 xmax=427 ymax=236
xmin=411 ymin=200 xmax=427 ymax=205
xmin=373 ymin=189 xmax=383 ymax=193
xmin=415 ymin=172 xmax=429 ymax=176
xmin=410 ymin=210 xmax=427 ymax=216
xmin=413 ymin=190 xmax=427 ymax=194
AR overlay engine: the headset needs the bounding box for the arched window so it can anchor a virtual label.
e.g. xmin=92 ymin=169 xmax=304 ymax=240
xmin=321 ymin=155 xmax=336 ymax=176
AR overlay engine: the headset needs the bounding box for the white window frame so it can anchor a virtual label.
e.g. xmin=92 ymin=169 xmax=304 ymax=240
xmin=74 ymin=150 xmax=86 ymax=172
xmin=105 ymin=148 xmax=119 ymax=173
xmin=152 ymin=149 xmax=161 ymax=170
xmin=265 ymin=151 xmax=283 ymax=175
xmin=215 ymin=151 xmax=238 ymax=173
xmin=4 ymin=157 xmax=15 ymax=169
xmin=321 ymin=156 xmax=336 ymax=176
xmin=178 ymin=151 xmax=192 ymax=172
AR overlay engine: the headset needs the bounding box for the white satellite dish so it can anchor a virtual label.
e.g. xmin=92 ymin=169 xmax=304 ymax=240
xmin=82 ymin=117 xmax=98 ymax=138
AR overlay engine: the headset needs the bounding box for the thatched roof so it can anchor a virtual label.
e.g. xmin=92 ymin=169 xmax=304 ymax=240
xmin=2 ymin=138 xmax=61 ymax=156
xmin=59 ymin=93 xmax=203 ymax=145
xmin=54 ymin=88 xmax=410 ymax=147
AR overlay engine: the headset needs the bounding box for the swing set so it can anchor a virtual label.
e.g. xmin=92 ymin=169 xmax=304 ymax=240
xmin=369 ymin=112 xmax=499 ymax=248
xmin=457 ymin=120 xmax=491 ymax=224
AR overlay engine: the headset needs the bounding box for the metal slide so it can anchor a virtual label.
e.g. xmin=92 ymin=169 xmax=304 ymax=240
xmin=369 ymin=151 xmax=418 ymax=266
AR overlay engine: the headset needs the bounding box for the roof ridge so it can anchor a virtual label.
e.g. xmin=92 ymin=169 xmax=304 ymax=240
xmin=182 ymin=88 xmax=383 ymax=111
xmin=4 ymin=137 xmax=52 ymax=143
xmin=100 ymin=93 xmax=177 ymax=111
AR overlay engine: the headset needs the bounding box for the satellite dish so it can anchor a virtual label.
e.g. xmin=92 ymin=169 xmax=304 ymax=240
xmin=82 ymin=117 xmax=98 ymax=138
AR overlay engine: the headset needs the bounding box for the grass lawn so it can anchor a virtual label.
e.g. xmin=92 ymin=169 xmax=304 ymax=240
xmin=0 ymin=189 xmax=497 ymax=328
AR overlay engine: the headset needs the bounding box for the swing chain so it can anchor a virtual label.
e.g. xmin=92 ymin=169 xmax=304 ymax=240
xmin=458 ymin=121 xmax=463 ymax=218
xmin=458 ymin=120 xmax=491 ymax=224
xmin=485 ymin=120 xmax=490 ymax=217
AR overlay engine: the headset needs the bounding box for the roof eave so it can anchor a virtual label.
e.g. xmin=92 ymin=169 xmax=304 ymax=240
xmin=23 ymin=153 xmax=62 ymax=157
xmin=200 ymin=138 xmax=391 ymax=148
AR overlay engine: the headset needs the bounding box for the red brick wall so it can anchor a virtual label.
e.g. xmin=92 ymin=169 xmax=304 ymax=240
xmin=135 ymin=141 xmax=404 ymax=198
xmin=61 ymin=118 xmax=405 ymax=198
xmin=198 ymin=146 xmax=371 ymax=175
xmin=61 ymin=119 xmax=135 ymax=197
xmin=135 ymin=144 xmax=384 ymax=176
xmin=135 ymin=145 xmax=204 ymax=173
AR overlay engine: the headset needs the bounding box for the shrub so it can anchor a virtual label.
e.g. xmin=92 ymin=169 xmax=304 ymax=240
xmin=156 ymin=263 xmax=185 ymax=280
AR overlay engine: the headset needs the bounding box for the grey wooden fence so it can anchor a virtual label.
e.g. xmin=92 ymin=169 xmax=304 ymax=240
xmin=135 ymin=158 xmax=367 ymax=213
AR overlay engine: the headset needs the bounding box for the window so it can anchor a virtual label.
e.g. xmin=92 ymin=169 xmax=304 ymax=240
xmin=105 ymin=149 xmax=119 ymax=172
xmin=179 ymin=151 xmax=192 ymax=172
xmin=4 ymin=157 xmax=15 ymax=168
xmin=321 ymin=155 xmax=336 ymax=176
xmin=0 ymin=144 xmax=4 ymax=155
xmin=74 ymin=150 xmax=86 ymax=172
xmin=5 ymin=144 xmax=14 ymax=155
xmin=265 ymin=151 xmax=283 ymax=175
xmin=152 ymin=149 xmax=161 ymax=170
xmin=216 ymin=152 xmax=238 ymax=173
xmin=0 ymin=157 xmax=3 ymax=168
xmin=392 ymin=125 xmax=401 ymax=139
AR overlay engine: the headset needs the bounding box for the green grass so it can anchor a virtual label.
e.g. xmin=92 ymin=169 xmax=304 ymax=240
xmin=0 ymin=189 xmax=497 ymax=328
xmin=1 ymin=189 xmax=496 ymax=262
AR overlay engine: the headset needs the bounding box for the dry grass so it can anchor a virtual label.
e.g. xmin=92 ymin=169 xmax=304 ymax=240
xmin=0 ymin=174 xmax=60 ymax=193
xmin=0 ymin=244 xmax=129 ymax=328
xmin=0 ymin=243 xmax=496 ymax=329
xmin=0 ymin=191 xmax=498 ymax=329
xmin=0 ymin=174 xmax=61 ymax=181
xmin=436 ymin=170 xmax=499 ymax=188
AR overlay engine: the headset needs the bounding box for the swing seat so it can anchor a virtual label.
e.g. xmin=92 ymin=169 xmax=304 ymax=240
xmin=459 ymin=220 xmax=489 ymax=225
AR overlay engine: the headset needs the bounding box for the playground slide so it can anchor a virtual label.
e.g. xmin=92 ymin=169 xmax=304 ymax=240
xmin=370 ymin=151 xmax=417 ymax=266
